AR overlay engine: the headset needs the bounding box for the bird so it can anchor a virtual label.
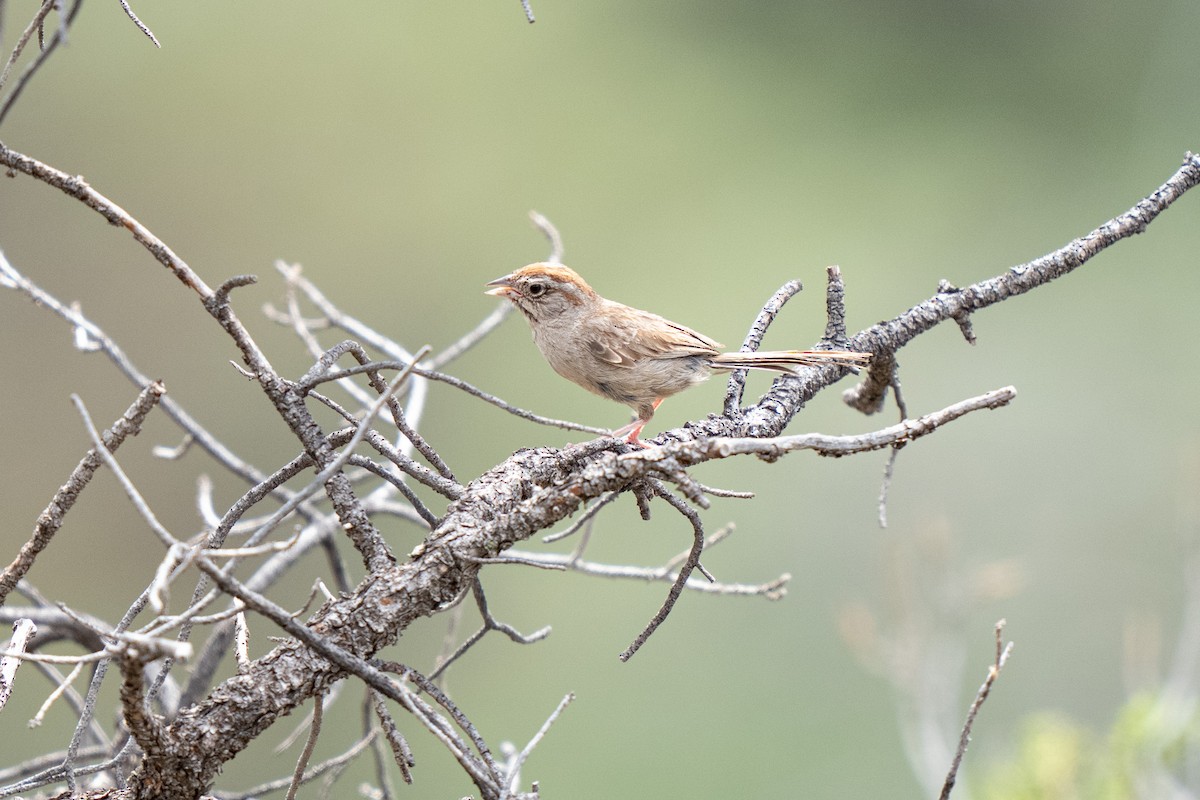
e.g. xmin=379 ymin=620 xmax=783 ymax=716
xmin=486 ymin=263 xmax=870 ymax=445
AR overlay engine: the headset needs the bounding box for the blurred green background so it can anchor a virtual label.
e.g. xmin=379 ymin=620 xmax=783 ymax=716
xmin=2 ymin=0 xmax=1199 ymax=797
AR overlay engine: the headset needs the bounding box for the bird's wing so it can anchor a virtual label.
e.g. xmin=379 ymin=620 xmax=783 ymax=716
xmin=585 ymin=304 xmax=722 ymax=367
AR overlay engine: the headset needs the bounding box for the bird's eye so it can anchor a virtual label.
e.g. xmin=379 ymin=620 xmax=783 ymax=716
xmin=527 ymin=282 xmax=547 ymax=298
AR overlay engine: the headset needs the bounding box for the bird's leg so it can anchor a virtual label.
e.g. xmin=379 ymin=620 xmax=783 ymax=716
xmin=611 ymin=398 xmax=663 ymax=447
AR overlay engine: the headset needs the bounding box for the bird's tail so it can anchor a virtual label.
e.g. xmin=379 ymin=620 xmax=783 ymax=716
xmin=709 ymin=349 xmax=871 ymax=371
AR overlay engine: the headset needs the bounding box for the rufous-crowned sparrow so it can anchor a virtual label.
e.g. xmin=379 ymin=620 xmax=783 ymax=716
xmin=487 ymin=263 xmax=870 ymax=444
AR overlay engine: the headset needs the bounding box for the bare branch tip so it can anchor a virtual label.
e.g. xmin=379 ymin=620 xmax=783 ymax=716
xmin=210 ymin=274 xmax=259 ymax=308
xmin=528 ymin=210 xmax=563 ymax=263
xmin=118 ymin=0 xmax=161 ymax=47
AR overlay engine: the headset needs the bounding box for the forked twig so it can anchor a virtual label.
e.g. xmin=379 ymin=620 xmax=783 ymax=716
xmin=429 ymin=580 xmax=551 ymax=682
xmin=938 ymin=620 xmax=1014 ymax=800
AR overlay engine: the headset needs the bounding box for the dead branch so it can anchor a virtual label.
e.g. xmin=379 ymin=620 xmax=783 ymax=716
xmin=939 ymin=621 xmax=1014 ymax=800
xmin=0 ymin=121 xmax=1197 ymax=799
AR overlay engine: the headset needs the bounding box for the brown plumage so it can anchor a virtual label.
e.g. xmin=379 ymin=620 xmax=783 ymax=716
xmin=487 ymin=263 xmax=870 ymax=444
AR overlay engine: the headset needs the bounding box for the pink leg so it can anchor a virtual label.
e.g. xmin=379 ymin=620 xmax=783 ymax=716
xmin=611 ymin=399 xmax=663 ymax=447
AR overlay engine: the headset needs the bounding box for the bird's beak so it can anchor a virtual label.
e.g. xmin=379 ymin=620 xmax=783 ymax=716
xmin=485 ymin=275 xmax=515 ymax=297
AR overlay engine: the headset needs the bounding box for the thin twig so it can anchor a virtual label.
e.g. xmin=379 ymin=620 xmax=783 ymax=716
xmin=505 ymin=546 xmax=790 ymax=599
xmin=528 ymin=210 xmax=563 ymax=263
xmin=542 ymin=492 xmax=619 ymax=543
xmin=427 ymin=211 xmax=560 ymax=370
xmin=70 ymin=393 xmax=180 ymax=550
xmin=286 ymin=692 xmax=325 ymax=800
xmin=346 ymin=455 xmax=441 ymax=528
xmin=619 ymin=487 xmax=707 ymax=661
xmin=29 ymin=661 xmax=87 ymax=728
xmin=116 ymin=0 xmax=159 ymax=46
xmin=218 ymin=732 xmax=379 ymax=800
xmin=375 ymin=663 xmax=499 ymax=794
xmin=723 ymin=278 xmax=804 ymax=416
xmin=354 ymin=415 xmax=462 ymax=498
xmin=693 ymin=482 xmax=755 ymax=499
xmin=0 ymin=0 xmax=83 ymax=127
xmin=370 ymin=689 xmax=413 ymax=785
xmin=431 ymin=301 xmax=514 ymax=371
xmin=0 ymin=745 xmax=108 ymax=785
xmin=638 ymin=386 xmax=1017 ymax=469
xmin=273 ymin=681 xmax=344 ymax=755
xmin=0 ymin=0 xmax=55 ymax=96
xmin=503 ymin=693 xmax=574 ymax=798
xmin=427 ymin=581 xmax=551 ymax=682
xmin=938 ymin=620 xmax=1014 ymax=800
xmin=462 ymin=554 xmax=566 ymax=571
xmin=274 ymin=268 xmax=378 ymax=416
xmin=270 ymin=262 xmax=421 ymax=362
xmin=314 ymin=360 xmax=609 ymax=435
xmin=0 ymin=148 xmax=210 ymax=294
xmin=387 ymin=663 xmax=502 ymax=781
xmin=0 ymin=748 xmax=127 ymax=797
xmin=0 ymin=649 xmax=109 ymax=666
xmin=878 ymin=445 xmax=900 ymax=529
xmin=0 ymin=381 xmax=165 ymax=605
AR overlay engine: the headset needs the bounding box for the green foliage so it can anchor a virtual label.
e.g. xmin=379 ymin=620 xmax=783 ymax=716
xmin=978 ymin=694 xmax=1200 ymax=800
